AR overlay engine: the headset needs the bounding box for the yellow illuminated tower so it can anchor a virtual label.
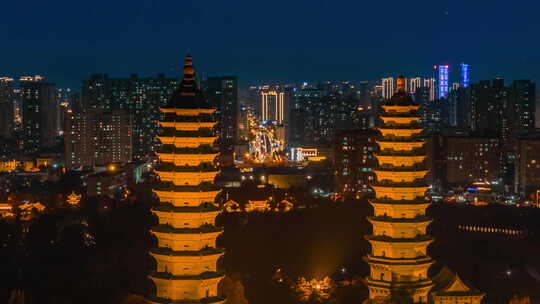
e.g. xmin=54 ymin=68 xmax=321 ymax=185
xmin=364 ymin=76 xmax=434 ymax=303
xmin=148 ymin=55 xmax=225 ymax=304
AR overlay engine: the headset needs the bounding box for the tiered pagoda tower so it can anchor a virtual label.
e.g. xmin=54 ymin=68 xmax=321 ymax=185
xmin=364 ymin=76 xmax=434 ymax=303
xmin=148 ymin=55 xmax=225 ymax=304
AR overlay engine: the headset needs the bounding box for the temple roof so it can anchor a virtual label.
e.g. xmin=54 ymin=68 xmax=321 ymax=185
xmin=431 ymin=266 xmax=485 ymax=296
xmin=154 ymin=181 xmax=221 ymax=192
xmin=165 ymin=54 xmax=213 ymax=109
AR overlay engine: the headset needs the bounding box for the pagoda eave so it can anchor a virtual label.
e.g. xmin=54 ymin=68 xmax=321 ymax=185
xmin=364 ymin=256 xmax=434 ymax=267
xmin=380 ymin=116 xmax=421 ymax=125
xmin=152 ymin=204 xmax=222 ymax=213
xmin=149 ymin=272 xmax=224 ymax=281
xmin=159 ymin=121 xmax=218 ymax=130
xmin=381 ymin=105 xmax=420 ymax=112
xmin=367 ymin=216 xmax=432 ymax=225
xmin=365 ymin=278 xmax=434 ymax=290
xmin=151 ymin=225 xmax=222 ymax=234
xmin=150 ymin=250 xmax=223 ymax=261
xmin=370 ymin=198 xmax=430 ymax=205
xmin=157 ymin=136 xmax=218 ymax=147
xmin=365 ymin=235 xmax=434 ymax=244
xmin=147 ymin=296 xmax=225 ymax=304
xmin=371 ymin=184 xmax=428 ymax=190
xmin=159 ymin=108 xmax=217 ymax=115
xmin=377 ymin=141 xmax=425 ymax=151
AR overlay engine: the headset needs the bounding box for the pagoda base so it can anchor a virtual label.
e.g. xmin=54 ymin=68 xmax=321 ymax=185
xmin=365 ymin=278 xmax=434 ymax=304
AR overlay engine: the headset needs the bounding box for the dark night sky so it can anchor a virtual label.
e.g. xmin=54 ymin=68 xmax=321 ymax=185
xmin=2 ymin=0 xmax=540 ymax=89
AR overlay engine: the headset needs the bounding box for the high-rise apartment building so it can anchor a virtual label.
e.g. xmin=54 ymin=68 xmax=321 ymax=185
xmin=447 ymin=87 xmax=472 ymax=129
xmin=382 ymin=77 xmax=435 ymax=101
xmin=82 ymin=73 xmax=179 ymax=159
xmin=509 ymin=80 xmax=535 ymax=132
xmin=470 ymin=80 xmax=505 ymax=136
xmin=469 ymin=78 xmax=535 ymax=140
xmin=423 ymin=78 xmax=436 ymax=101
xmin=260 ymin=87 xmax=288 ymax=124
xmin=65 ymin=109 xmax=132 ymax=170
xmin=408 ymin=77 xmax=422 ymax=95
xmin=437 ymin=65 xmax=449 ymax=99
xmin=0 ymin=78 xmax=15 ymax=139
xmin=381 ymin=77 xmax=395 ymax=99
xmin=290 ymin=83 xmax=365 ymax=148
xmin=56 ymin=88 xmax=78 ymax=136
xmin=357 ymin=80 xmax=373 ymax=110
xmin=444 ymin=136 xmax=501 ymax=188
xmin=517 ymin=133 xmax=540 ymax=197
xmin=204 ymin=76 xmax=239 ymax=151
xmin=460 ymin=63 xmax=470 ymax=88
xmin=20 ymin=76 xmax=59 ymax=152
xmin=333 ymin=129 xmax=378 ymax=197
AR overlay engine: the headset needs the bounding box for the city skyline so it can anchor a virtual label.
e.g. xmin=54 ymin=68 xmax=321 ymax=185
xmin=2 ymin=0 xmax=540 ymax=88
xmin=1 ymin=2 xmax=540 ymax=303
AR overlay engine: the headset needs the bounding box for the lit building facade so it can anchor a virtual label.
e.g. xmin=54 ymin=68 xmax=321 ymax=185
xmin=86 ymin=168 xmax=128 ymax=198
xmin=20 ymin=76 xmax=59 ymax=152
xmin=437 ymin=65 xmax=449 ymax=99
xmin=459 ymin=64 xmax=470 ymax=88
xmin=333 ymin=129 xmax=378 ymax=197
xmin=65 ymin=109 xmax=132 ymax=170
xmin=444 ymin=136 xmax=501 ymax=188
xmin=509 ymin=80 xmax=535 ymax=133
xmin=82 ymin=73 xmax=179 ymax=159
xmin=468 ymin=78 xmax=535 ymax=146
xmin=382 ymin=78 xmax=395 ymax=99
xmin=261 ymin=88 xmax=287 ymax=124
xmin=204 ymin=76 xmax=239 ymax=151
xmin=148 ymin=55 xmax=224 ymax=304
xmin=517 ymin=134 xmax=540 ymax=198
xmin=0 ymin=77 xmax=15 ymax=139
xmin=423 ymin=78 xmax=436 ymax=102
xmin=56 ymin=88 xmax=76 ymax=135
xmin=365 ymin=77 xmax=434 ymax=303
xmin=408 ymin=77 xmax=422 ymax=95
xmin=289 ymin=87 xmax=330 ymax=147
xmin=447 ymin=87 xmax=472 ymax=129
xmin=382 ymin=77 xmax=435 ymax=101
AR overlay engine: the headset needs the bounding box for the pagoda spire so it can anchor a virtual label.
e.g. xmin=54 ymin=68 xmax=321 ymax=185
xmin=180 ymin=54 xmax=197 ymax=94
xmin=166 ymin=55 xmax=210 ymax=108
xmin=183 ymin=54 xmax=195 ymax=80
xmin=396 ymin=75 xmax=406 ymax=91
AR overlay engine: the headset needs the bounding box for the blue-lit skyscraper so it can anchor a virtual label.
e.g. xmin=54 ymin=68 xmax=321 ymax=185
xmin=437 ymin=65 xmax=449 ymax=99
xmin=460 ymin=63 xmax=470 ymax=88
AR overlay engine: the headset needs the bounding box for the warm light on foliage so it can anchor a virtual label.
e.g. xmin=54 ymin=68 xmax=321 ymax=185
xmin=66 ymin=192 xmax=81 ymax=206
xmin=294 ymin=277 xmax=334 ymax=302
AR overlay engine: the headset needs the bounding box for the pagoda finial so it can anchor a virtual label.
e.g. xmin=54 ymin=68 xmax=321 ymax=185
xmin=396 ymin=75 xmax=406 ymax=91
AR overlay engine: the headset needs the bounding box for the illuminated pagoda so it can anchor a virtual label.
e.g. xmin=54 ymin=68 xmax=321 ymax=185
xmin=148 ymin=55 xmax=225 ymax=304
xmin=364 ymin=76 xmax=434 ymax=303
